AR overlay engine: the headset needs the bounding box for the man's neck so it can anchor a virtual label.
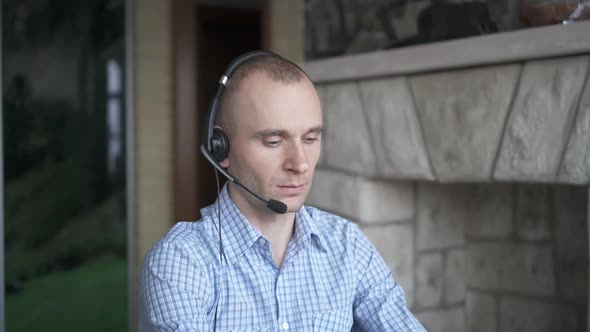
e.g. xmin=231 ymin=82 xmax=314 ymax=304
xmin=228 ymin=185 xmax=296 ymax=267
xmin=251 ymin=215 xmax=295 ymax=268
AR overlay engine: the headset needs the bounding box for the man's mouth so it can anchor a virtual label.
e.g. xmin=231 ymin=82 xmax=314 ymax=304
xmin=277 ymin=184 xmax=307 ymax=195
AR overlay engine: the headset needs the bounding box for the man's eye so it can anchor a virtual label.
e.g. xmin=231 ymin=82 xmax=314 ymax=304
xmin=264 ymin=140 xmax=281 ymax=147
xmin=303 ymin=137 xmax=318 ymax=144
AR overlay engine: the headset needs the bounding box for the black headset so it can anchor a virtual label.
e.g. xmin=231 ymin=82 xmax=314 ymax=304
xmin=202 ymin=50 xmax=279 ymax=163
xmin=200 ymin=50 xmax=288 ymax=214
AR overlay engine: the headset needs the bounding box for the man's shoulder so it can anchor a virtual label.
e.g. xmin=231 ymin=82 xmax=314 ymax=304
xmin=303 ymin=205 xmax=365 ymax=246
xmin=144 ymin=217 xmax=219 ymax=267
xmin=304 ymin=205 xmax=350 ymax=227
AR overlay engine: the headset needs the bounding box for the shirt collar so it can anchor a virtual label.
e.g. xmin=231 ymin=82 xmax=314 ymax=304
xmin=293 ymin=204 xmax=329 ymax=253
xmin=207 ymin=184 xmax=261 ymax=265
xmin=209 ymin=184 xmax=328 ymax=265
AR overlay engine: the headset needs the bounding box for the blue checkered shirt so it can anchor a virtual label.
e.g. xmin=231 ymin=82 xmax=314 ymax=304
xmin=140 ymin=185 xmax=426 ymax=331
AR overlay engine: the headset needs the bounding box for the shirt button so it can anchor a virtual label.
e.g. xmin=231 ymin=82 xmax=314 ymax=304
xmin=282 ymin=322 xmax=289 ymax=330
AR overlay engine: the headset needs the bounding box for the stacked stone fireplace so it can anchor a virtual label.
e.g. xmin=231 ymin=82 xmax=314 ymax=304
xmin=303 ymin=22 xmax=590 ymax=332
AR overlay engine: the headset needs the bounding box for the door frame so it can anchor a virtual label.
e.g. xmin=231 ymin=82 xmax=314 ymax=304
xmin=172 ymin=0 xmax=199 ymax=222
xmin=171 ymin=0 xmax=271 ymax=222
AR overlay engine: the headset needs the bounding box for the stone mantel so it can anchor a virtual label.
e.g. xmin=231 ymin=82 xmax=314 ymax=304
xmin=302 ymin=22 xmax=590 ymax=185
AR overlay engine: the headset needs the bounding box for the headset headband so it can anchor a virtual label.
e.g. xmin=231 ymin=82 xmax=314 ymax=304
xmin=202 ymin=50 xmax=280 ymax=153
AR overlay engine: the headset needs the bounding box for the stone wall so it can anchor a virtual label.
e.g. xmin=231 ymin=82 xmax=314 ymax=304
xmin=302 ymin=9 xmax=590 ymax=329
xmin=307 ymin=176 xmax=589 ymax=331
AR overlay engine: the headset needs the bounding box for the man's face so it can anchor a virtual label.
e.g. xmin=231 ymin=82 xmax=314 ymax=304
xmin=220 ymin=72 xmax=322 ymax=215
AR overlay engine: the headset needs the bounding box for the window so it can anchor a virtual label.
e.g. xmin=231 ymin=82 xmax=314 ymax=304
xmin=2 ymin=1 xmax=129 ymax=331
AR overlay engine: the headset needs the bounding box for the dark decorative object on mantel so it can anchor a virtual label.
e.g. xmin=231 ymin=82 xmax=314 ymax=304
xmin=389 ymin=1 xmax=498 ymax=48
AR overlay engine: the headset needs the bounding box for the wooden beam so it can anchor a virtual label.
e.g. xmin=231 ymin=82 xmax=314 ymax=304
xmin=172 ymin=0 xmax=199 ymax=222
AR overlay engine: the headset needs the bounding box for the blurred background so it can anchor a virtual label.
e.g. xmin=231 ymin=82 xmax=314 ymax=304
xmin=2 ymin=0 xmax=127 ymax=331
xmin=1 ymin=0 xmax=589 ymax=331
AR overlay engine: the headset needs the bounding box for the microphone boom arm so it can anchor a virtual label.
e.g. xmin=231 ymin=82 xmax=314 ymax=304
xmin=200 ymin=145 xmax=288 ymax=214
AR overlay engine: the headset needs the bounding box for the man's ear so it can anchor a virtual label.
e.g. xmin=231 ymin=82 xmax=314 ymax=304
xmin=213 ymin=125 xmax=230 ymax=168
xmin=220 ymin=158 xmax=229 ymax=168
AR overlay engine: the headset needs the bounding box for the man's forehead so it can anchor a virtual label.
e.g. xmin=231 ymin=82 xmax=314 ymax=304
xmin=243 ymin=68 xmax=316 ymax=90
xmin=236 ymin=76 xmax=319 ymax=111
xmin=224 ymin=71 xmax=321 ymax=132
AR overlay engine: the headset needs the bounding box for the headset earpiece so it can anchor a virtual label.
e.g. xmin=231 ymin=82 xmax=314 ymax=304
xmin=210 ymin=127 xmax=230 ymax=163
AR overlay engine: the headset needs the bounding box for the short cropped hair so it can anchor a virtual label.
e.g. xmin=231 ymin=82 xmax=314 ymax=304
xmin=216 ymin=54 xmax=310 ymax=134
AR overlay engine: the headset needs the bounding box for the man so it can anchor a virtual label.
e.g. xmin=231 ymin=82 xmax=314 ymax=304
xmin=140 ymin=52 xmax=425 ymax=331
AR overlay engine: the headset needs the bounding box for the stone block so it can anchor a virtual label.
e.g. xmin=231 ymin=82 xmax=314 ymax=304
xmin=464 ymin=184 xmax=514 ymax=239
xmin=307 ymin=168 xmax=415 ymax=224
xmin=409 ymin=64 xmax=520 ymax=181
xmin=516 ymin=184 xmax=550 ymax=241
xmin=358 ymin=76 xmax=433 ymax=180
xmin=466 ymin=292 xmax=496 ymax=332
xmin=553 ymin=185 xmax=588 ymax=304
xmin=415 ymin=307 xmax=464 ymax=332
xmin=558 ymin=72 xmax=590 ymax=184
xmin=417 ymin=183 xmax=466 ymax=250
xmin=306 ymin=168 xmax=359 ymax=219
xmin=500 ymin=296 xmax=580 ymax=332
xmin=416 ymin=253 xmax=443 ymax=308
xmin=466 ymin=243 xmax=555 ymax=296
xmin=445 ymin=249 xmax=465 ymax=305
xmin=362 ymin=224 xmax=415 ymax=308
xmin=356 ymin=178 xmax=414 ymax=224
xmin=494 ymin=56 xmax=589 ymax=182
xmin=316 ymin=82 xmax=377 ymax=176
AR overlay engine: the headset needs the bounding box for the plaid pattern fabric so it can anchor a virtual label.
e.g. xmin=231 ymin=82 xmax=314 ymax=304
xmin=140 ymin=185 xmax=426 ymax=331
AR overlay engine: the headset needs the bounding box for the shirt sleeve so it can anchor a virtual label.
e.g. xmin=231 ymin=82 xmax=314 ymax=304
xmin=140 ymin=241 xmax=213 ymax=332
xmin=351 ymin=225 xmax=427 ymax=332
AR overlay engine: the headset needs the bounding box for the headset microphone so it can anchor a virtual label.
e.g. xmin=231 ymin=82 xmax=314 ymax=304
xmin=200 ymin=146 xmax=288 ymax=214
xmin=200 ymin=50 xmax=289 ymax=215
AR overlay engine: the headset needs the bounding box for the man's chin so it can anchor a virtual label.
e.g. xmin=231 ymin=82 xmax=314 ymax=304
xmin=281 ymin=196 xmax=306 ymax=213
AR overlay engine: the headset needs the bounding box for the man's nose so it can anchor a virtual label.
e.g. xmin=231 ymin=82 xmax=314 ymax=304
xmin=285 ymin=141 xmax=310 ymax=174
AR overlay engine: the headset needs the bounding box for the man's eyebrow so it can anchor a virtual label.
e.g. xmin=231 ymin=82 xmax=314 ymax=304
xmin=306 ymin=126 xmax=324 ymax=135
xmin=254 ymin=129 xmax=289 ymax=138
xmin=254 ymin=126 xmax=324 ymax=139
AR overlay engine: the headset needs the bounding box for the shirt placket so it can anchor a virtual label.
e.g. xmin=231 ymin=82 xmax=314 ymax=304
xmin=275 ymin=271 xmax=292 ymax=331
xmin=275 ymin=237 xmax=308 ymax=331
xmin=256 ymin=237 xmax=283 ymax=330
